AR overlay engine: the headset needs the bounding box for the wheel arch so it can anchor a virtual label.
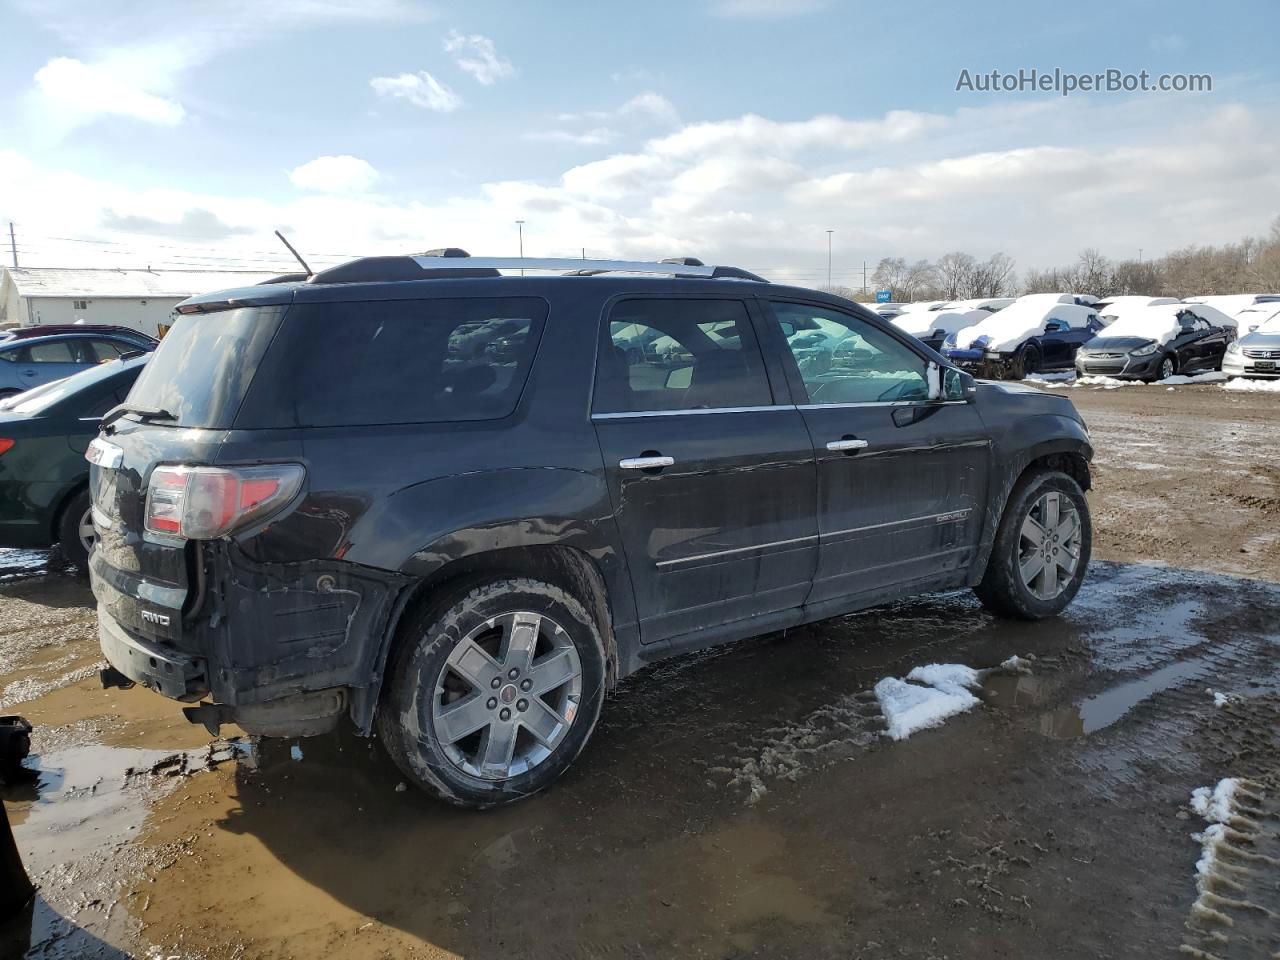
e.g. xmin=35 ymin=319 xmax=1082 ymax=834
xmin=49 ymin=478 xmax=90 ymax=544
xmin=357 ymin=541 xmax=623 ymax=735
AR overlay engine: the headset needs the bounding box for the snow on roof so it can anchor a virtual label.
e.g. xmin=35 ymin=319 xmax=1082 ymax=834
xmin=2 ymin=267 xmax=281 ymax=300
xmin=955 ymin=301 xmax=1095 ymax=351
xmin=1098 ymin=305 xmax=1194 ymax=344
xmin=1097 ymin=296 xmax=1178 ymax=315
xmin=893 ymin=307 xmax=987 ymax=338
xmin=1180 ymin=293 xmax=1280 ymax=317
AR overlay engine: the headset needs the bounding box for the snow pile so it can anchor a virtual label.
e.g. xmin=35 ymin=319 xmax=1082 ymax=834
xmin=1206 ymin=688 xmax=1235 ymax=708
xmin=1190 ymin=778 xmax=1241 ymax=823
xmin=1223 ymin=377 xmax=1280 ymax=393
xmin=1097 ymin=305 xmax=1187 ymax=345
xmin=1046 ymin=372 xmax=1226 ymax=390
xmin=875 ymin=655 xmax=1032 ymax=741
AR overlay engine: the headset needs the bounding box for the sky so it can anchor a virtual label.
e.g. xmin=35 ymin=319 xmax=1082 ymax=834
xmin=1 ymin=0 xmax=1278 ymax=288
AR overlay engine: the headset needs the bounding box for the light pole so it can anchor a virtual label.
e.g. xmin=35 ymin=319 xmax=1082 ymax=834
xmin=826 ymin=229 xmax=833 ymax=289
xmin=515 ymin=220 xmax=525 ymax=275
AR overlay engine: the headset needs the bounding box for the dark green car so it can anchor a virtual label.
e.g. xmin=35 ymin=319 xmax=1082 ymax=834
xmin=0 ymin=355 xmax=147 ymax=569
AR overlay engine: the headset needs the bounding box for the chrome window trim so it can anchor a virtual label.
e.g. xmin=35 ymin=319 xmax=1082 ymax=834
xmin=798 ymin=400 xmax=970 ymax=410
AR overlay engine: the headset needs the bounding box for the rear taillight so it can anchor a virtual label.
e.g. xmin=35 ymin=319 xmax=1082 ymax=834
xmin=144 ymin=464 xmax=305 ymax=540
xmin=0 ymin=439 xmax=13 ymax=456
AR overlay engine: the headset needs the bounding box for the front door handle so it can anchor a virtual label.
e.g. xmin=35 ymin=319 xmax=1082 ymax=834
xmin=826 ymin=438 xmax=869 ymax=452
xmin=620 ymin=455 xmax=675 ymax=470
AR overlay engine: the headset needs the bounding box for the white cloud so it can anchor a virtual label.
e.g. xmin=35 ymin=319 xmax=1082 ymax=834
xmin=708 ymin=0 xmax=828 ymax=18
xmin=527 ymin=128 xmax=616 ymax=146
xmin=617 ymin=92 xmax=680 ymax=124
xmin=370 ymin=71 xmax=462 ymax=112
xmin=288 ymin=155 xmax=380 ymax=193
xmin=443 ymin=30 xmax=514 ymax=85
xmin=33 ymin=57 xmax=184 ymax=126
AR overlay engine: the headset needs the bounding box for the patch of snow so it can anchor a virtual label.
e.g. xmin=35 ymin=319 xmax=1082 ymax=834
xmin=290 ymin=743 xmax=303 ymax=761
xmin=1190 ymin=778 xmax=1239 ymax=822
xmin=874 ymin=676 xmax=979 ymax=741
xmin=1206 ymin=688 xmax=1234 ymax=708
xmin=1025 ymin=371 xmax=1076 ymax=383
xmin=955 ymin=302 xmax=1095 ymax=352
xmin=893 ymin=308 xmax=986 ymax=339
xmin=1074 ymin=375 xmax=1144 ymax=388
xmin=1223 ymin=376 xmax=1280 ymax=393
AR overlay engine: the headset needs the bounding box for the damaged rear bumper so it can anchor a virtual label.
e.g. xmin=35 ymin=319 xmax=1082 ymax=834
xmin=92 ymin=541 xmax=413 ymax=737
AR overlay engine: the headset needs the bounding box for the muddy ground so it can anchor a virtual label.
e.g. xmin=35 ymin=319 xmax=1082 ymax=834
xmin=1 ymin=380 xmax=1277 ymax=960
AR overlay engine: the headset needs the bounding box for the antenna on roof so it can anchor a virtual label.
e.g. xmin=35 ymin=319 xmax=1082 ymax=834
xmin=274 ymin=230 xmax=313 ymax=277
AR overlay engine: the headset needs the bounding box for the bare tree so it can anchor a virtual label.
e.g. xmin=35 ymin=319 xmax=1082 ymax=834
xmin=935 ymin=252 xmax=976 ymax=300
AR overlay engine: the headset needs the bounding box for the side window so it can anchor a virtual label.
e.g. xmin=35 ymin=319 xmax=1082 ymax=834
xmin=234 ymin=297 xmax=548 ymax=428
xmin=768 ymin=302 xmax=930 ymax=405
xmin=0 ymin=348 xmax=16 ymax=363
xmin=26 ymin=340 xmax=77 ymax=363
xmin=593 ymin=299 xmax=772 ymax=414
xmin=86 ymin=339 xmax=126 ymax=361
xmin=1044 ymin=318 xmax=1067 ymax=333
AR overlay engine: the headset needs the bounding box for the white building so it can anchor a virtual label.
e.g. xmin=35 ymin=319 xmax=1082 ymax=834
xmin=0 ymin=267 xmax=281 ymax=337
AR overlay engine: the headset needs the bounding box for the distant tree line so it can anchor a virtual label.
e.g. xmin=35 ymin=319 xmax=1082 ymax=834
xmin=824 ymin=216 xmax=1280 ymax=303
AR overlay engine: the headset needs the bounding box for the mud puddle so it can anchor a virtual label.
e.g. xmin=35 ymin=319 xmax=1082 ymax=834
xmin=1037 ymin=657 xmax=1215 ymax=739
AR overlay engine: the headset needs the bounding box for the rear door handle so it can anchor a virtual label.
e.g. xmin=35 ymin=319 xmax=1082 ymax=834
xmin=826 ymin=439 xmax=869 ymax=452
xmin=619 ymin=455 xmax=675 ymax=470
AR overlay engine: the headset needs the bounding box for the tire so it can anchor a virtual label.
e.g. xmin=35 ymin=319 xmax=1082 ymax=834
xmin=56 ymin=489 xmax=94 ymax=573
xmin=1152 ymin=354 xmax=1176 ymax=382
xmin=1010 ymin=346 xmax=1039 ymax=381
xmin=974 ymin=469 xmax=1091 ymax=620
xmin=378 ymin=576 xmax=607 ymax=809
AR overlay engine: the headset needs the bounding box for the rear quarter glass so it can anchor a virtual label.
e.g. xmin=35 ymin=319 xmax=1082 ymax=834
xmin=125 ymin=306 xmax=286 ymax=428
xmin=233 ymin=297 xmax=549 ymax=428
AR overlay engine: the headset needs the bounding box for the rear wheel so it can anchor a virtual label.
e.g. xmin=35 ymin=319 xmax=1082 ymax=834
xmin=57 ymin=489 xmax=94 ymax=572
xmin=378 ymin=577 xmax=607 ymax=808
xmin=974 ymin=469 xmax=1091 ymax=620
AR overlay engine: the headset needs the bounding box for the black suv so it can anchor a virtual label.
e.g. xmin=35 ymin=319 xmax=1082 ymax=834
xmin=88 ymin=252 xmax=1093 ymax=808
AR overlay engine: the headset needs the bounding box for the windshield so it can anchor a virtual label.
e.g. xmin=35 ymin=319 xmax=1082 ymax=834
xmin=1 ymin=355 xmax=146 ymax=416
xmin=1257 ymin=314 xmax=1280 ymax=335
xmin=125 ymin=306 xmax=285 ymax=428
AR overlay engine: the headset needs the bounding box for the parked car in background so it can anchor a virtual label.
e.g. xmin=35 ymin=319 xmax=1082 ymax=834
xmin=1093 ymin=296 xmax=1179 ymax=323
xmin=1181 ymin=293 xmax=1280 ymax=321
xmin=0 ymin=332 xmax=155 ymax=398
xmin=1231 ymin=303 xmax=1280 ymax=334
xmin=1223 ymin=311 xmax=1280 ymax=379
xmin=943 ymin=300 xmax=1103 ymax=379
xmin=930 ymin=297 xmax=1015 ymax=313
xmin=1075 ymin=304 xmax=1235 ymax=381
xmin=0 ymin=354 xmax=149 ymax=568
xmin=892 ymin=306 xmax=988 ymax=352
xmin=0 ymin=324 xmax=158 ymax=350
xmin=87 ymin=251 xmax=1093 ymax=809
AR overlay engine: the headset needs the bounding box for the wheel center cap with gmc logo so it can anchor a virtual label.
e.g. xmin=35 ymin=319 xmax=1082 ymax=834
xmin=499 ymin=684 xmax=518 ymax=705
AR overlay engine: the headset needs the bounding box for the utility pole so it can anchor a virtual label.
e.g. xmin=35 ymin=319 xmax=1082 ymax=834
xmin=1138 ymin=248 xmax=1144 ymax=264
xmin=8 ymin=222 xmax=16 ymax=268
xmin=515 ymin=220 xmax=525 ymax=276
xmin=862 ymin=261 xmax=868 ymax=295
xmin=825 ymin=230 xmax=833 ymax=289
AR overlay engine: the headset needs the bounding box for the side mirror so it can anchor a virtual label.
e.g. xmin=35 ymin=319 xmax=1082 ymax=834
xmin=942 ymin=366 xmax=975 ymax=401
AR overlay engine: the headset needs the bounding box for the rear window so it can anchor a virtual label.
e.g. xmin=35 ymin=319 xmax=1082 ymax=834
xmin=235 ymin=297 xmax=548 ymax=428
xmin=126 ymin=307 xmax=285 ymax=428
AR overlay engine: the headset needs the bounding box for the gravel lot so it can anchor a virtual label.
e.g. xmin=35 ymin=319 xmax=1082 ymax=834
xmin=2 ymin=380 xmax=1277 ymax=960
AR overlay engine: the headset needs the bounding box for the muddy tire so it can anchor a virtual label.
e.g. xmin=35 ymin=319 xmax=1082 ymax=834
xmin=1009 ymin=346 xmax=1039 ymax=381
xmin=378 ymin=577 xmax=607 ymax=809
xmin=974 ymin=469 xmax=1091 ymax=620
xmin=56 ymin=489 xmax=94 ymax=573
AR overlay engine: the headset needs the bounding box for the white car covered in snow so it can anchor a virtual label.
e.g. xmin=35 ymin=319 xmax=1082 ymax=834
xmin=942 ymin=300 xmax=1103 ymax=379
xmin=1094 ymin=296 xmax=1179 ymax=324
xmin=892 ymin=307 xmax=990 ymax=352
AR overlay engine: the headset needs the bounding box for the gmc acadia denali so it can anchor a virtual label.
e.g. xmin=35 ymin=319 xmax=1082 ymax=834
xmin=88 ymin=251 xmax=1093 ymax=808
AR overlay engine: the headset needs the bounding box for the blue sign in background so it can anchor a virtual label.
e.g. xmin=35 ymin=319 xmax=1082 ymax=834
xmin=875 ymin=289 xmax=892 ymax=303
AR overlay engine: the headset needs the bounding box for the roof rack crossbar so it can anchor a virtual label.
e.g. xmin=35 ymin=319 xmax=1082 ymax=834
xmin=409 ymin=256 xmax=765 ymax=281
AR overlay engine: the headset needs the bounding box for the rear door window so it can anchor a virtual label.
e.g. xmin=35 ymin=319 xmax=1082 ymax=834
xmin=26 ymin=340 xmax=78 ymax=363
xmin=593 ymin=299 xmax=772 ymax=413
xmin=237 ymin=297 xmax=548 ymax=427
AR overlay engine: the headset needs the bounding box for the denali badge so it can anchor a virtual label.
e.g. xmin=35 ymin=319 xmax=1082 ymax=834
xmin=141 ymin=610 xmax=171 ymax=627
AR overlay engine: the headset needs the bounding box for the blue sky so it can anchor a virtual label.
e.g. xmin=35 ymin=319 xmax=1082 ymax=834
xmin=1 ymin=0 xmax=1278 ymax=285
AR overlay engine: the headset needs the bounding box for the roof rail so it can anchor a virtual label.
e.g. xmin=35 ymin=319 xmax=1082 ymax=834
xmin=411 ymin=255 xmax=768 ymax=282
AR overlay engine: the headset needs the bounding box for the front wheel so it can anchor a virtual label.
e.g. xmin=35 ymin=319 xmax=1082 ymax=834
xmin=378 ymin=577 xmax=607 ymax=808
xmin=1152 ymin=354 xmax=1176 ymax=382
xmin=974 ymin=469 xmax=1091 ymax=620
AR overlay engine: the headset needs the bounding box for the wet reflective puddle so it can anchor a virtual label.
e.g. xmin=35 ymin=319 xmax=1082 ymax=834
xmin=1036 ymin=658 xmax=1214 ymax=739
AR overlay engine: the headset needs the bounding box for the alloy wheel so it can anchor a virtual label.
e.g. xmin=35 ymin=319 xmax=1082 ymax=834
xmin=431 ymin=611 xmax=583 ymax=781
xmin=1160 ymin=357 xmax=1175 ymax=379
xmin=1017 ymin=491 xmax=1082 ymax=601
xmin=78 ymin=506 xmax=96 ymax=555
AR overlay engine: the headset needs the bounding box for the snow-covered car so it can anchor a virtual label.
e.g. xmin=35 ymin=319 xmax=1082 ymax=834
xmin=892 ymin=307 xmax=988 ymax=352
xmin=1181 ymin=293 xmax=1280 ymax=321
xmin=1222 ymin=311 xmax=1280 ymax=379
xmin=942 ymin=301 xmax=1103 ymax=379
xmin=1231 ymin=303 xmax=1280 ymax=334
xmin=1094 ymin=296 xmax=1179 ymax=324
xmin=1075 ymin=304 xmax=1236 ymax=381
